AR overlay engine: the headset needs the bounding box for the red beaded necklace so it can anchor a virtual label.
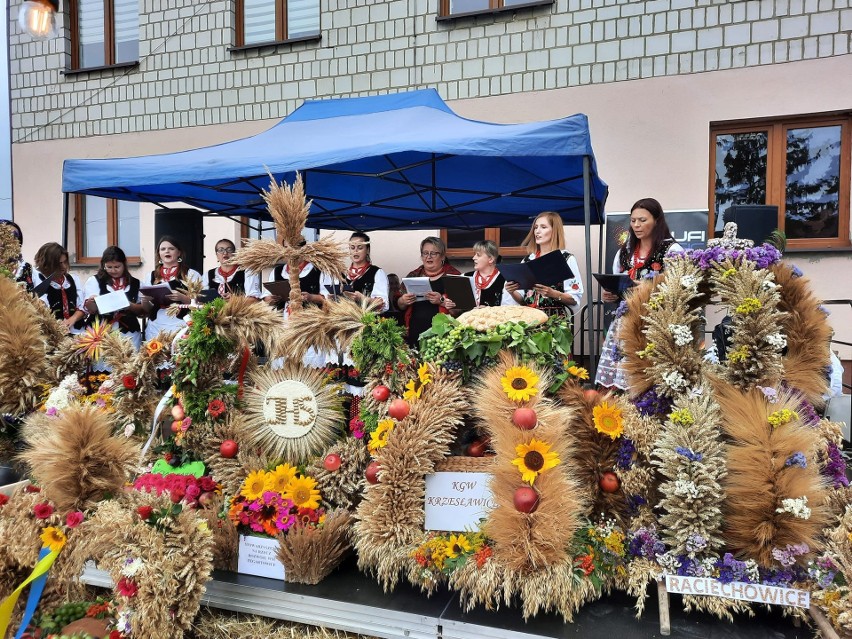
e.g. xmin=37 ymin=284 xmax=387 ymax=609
xmin=474 ymin=268 xmax=498 ymax=290
xmin=160 ymin=264 xmax=179 ymax=281
xmin=217 ymin=265 xmax=238 ymax=280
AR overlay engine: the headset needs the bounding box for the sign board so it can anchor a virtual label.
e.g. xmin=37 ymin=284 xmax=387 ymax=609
xmin=664 ymin=575 xmax=809 ymax=608
xmin=238 ymin=534 xmax=285 ymax=580
xmin=424 ymin=472 xmax=495 ymax=532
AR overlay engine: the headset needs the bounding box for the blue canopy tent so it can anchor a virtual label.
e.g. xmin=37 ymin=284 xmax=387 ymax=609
xmin=62 ymin=88 xmax=609 ymax=368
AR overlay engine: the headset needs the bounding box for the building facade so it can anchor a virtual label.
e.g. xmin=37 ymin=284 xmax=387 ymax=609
xmin=8 ymin=0 xmax=852 ymax=364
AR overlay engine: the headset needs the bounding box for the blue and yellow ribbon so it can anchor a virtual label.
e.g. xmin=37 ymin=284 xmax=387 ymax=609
xmin=0 ymin=546 xmax=60 ymax=638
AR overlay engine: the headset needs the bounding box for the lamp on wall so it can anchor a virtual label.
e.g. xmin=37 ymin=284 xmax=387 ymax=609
xmin=18 ymin=0 xmax=59 ymax=40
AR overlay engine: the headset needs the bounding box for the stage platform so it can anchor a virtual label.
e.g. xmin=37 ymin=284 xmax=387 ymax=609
xmin=82 ymin=557 xmax=813 ymax=639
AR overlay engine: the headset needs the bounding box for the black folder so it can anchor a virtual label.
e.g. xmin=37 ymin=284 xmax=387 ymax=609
xmin=497 ymin=250 xmax=574 ymax=289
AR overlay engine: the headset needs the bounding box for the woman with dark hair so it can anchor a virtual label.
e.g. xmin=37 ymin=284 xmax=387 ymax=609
xmin=33 ymin=242 xmax=86 ymax=333
xmin=595 ymin=198 xmax=684 ymax=389
xmin=463 ymin=239 xmax=516 ymax=307
xmin=143 ymin=235 xmax=202 ymax=340
xmin=83 ymin=246 xmax=146 ymax=350
xmin=207 ymin=238 xmax=261 ymax=300
xmin=321 ymin=231 xmax=389 ymax=311
xmin=0 ymin=220 xmax=33 ymax=291
xmin=396 ymin=236 xmax=461 ymax=348
xmin=504 ymin=211 xmax=584 ymax=317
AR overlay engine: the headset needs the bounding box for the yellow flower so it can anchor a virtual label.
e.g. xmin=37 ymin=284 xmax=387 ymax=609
xmin=283 ymin=475 xmax=321 ymax=509
xmin=593 ymin=402 xmax=624 ymax=440
xmin=267 ymin=463 xmax=297 ymax=493
xmin=240 ymin=470 xmax=269 ymax=501
xmin=669 ymin=408 xmax=694 ymax=426
xmin=728 ymin=345 xmax=750 ymax=363
xmin=445 ymin=534 xmax=473 ymax=559
xmin=202 ymin=326 xmax=212 ymax=336
xmin=75 ymin=316 xmax=113 ymax=361
xmin=40 ymin=526 xmax=67 ymax=553
xmin=735 ymin=297 xmax=762 ymax=315
xmin=637 ymin=342 xmax=656 ymax=359
xmin=403 ymin=363 xmax=433 ymax=401
xmin=368 ymin=419 xmax=395 ymax=452
xmin=512 ymin=438 xmax=560 ymax=485
xmin=501 ymin=366 xmax=539 ymax=403
xmin=721 ymin=267 xmax=737 ymax=279
xmin=768 ymin=408 xmax=799 ymax=429
xmin=146 ymin=340 xmax=163 ymax=355
xmin=567 ymin=365 xmax=589 ymax=380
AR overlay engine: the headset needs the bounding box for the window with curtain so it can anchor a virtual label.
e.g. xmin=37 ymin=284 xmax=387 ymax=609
xmin=710 ymin=113 xmax=851 ymax=250
xmin=75 ymin=196 xmax=140 ymax=262
xmin=236 ymin=0 xmax=320 ymax=47
xmin=71 ymin=0 xmax=138 ymax=70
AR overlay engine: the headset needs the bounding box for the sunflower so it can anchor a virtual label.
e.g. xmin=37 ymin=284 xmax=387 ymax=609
xmin=75 ymin=317 xmax=114 ymax=361
xmin=40 ymin=526 xmax=67 ymax=553
xmin=403 ymin=363 xmax=433 ymax=401
xmin=240 ymin=469 xmax=269 ymax=501
xmin=501 ymin=366 xmax=539 ymax=403
xmin=283 ymin=475 xmax=321 ymax=510
xmin=145 ymin=340 xmax=163 ymax=355
xmin=267 ymin=463 xmax=297 ymax=493
xmin=512 ymin=438 xmax=560 ymax=485
xmin=593 ymin=402 xmax=624 ymax=440
xmin=567 ymin=365 xmax=589 ymax=380
xmin=445 ymin=533 xmax=472 ymax=559
xmin=368 ymin=419 xmax=395 ymax=452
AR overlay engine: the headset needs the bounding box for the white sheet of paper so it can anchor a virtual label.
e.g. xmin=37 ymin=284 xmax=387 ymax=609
xmin=94 ymin=290 xmax=131 ymax=314
xmin=402 ymin=277 xmax=432 ymax=300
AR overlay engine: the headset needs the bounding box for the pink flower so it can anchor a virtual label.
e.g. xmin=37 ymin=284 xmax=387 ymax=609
xmin=33 ymin=502 xmax=54 ymax=519
xmin=116 ymin=576 xmax=138 ymax=598
xmin=185 ymin=483 xmax=201 ymax=500
xmin=45 ymin=406 xmax=57 ymax=417
xmin=0 ymin=494 xmax=8 ymax=507
xmin=65 ymin=511 xmax=84 ymax=528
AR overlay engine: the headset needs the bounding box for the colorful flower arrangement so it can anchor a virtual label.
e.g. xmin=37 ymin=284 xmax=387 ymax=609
xmin=411 ymin=530 xmax=491 ymax=578
xmin=571 ymin=518 xmax=629 ymax=589
xmin=132 ymin=472 xmax=220 ymax=509
xmin=228 ymin=465 xmax=326 ymax=537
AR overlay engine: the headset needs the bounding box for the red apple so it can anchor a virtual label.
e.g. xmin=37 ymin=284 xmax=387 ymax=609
xmin=197 ymin=491 xmax=216 ymax=508
xmin=366 ymin=461 xmax=381 ymax=484
xmin=466 ymin=439 xmax=487 ymax=457
xmin=387 ymin=398 xmax=410 ymax=420
xmin=171 ymin=404 xmax=185 ymax=420
xmin=220 ymin=439 xmax=239 ymax=458
xmin=324 ymin=453 xmax=342 ymax=471
xmin=513 ymin=486 xmax=539 ymax=513
xmin=599 ymin=471 xmax=620 ymax=493
xmin=512 ymin=407 xmax=537 ymax=430
xmin=583 ymin=389 xmax=599 ymax=404
xmin=170 ymin=419 xmax=182 ymax=434
xmin=371 ymin=385 xmax=391 ymax=402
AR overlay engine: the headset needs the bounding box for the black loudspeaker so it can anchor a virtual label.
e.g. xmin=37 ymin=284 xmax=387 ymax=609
xmin=154 ymin=209 xmax=205 ymax=275
xmin=720 ymin=205 xmax=778 ymax=245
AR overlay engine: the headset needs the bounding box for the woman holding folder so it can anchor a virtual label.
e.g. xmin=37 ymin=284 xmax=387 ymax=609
xmin=397 ymin=236 xmax=460 ymax=348
xmin=32 ymin=242 xmax=87 ymax=333
xmin=595 ymin=198 xmax=683 ymax=389
xmin=321 ymin=232 xmax=389 ymax=311
xmin=504 ymin=212 xmax=584 ymax=317
xmin=207 ymin=238 xmax=261 ymax=300
xmin=463 ymin=240 xmax=516 ymax=307
xmin=143 ymin=236 xmax=202 ymax=340
xmin=83 ymin=246 xmax=146 ymax=350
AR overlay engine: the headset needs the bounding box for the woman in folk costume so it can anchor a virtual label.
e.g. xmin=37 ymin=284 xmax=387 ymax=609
xmin=463 ymin=240 xmax=516 ymax=307
xmin=32 ymin=242 xmax=86 ymax=333
xmin=143 ymin=235 xmax=202 ymax=340
xmin=83 ymin=245 xmax=146 ymax=350
xmin=207 ymin=238 xmax=262 ymax=299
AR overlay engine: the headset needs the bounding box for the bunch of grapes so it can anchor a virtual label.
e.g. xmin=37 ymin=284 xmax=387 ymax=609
xmin=36 ymin=601 xmax=92 ymax=635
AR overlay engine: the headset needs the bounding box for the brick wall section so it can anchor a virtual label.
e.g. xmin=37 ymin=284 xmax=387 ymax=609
xmin=9 ymin=0 xmax=852 ymax=142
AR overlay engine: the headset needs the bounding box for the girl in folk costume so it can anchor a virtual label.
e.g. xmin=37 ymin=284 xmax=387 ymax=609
xmin=265 ymin=239 xmax=326 ymax=313
xmin=396 ymin=236 xmax=461 ymax=348
xmin=143 ymin=235 xmax=202 ymax=340
xmin=33 ymin=242 xmax=86 ymax=333
xmin=595 ymin=198 xmax=684 ymax=390
xmin=321 ymin=232 xmax=389 ymax=311
xmin=505 ymin=211 xmax=584 ymax=317
xmin=83 ymin=246 xmax=146 ymax=350
xmin=207 ymin=238 xmax=262 ymax=299
xmin=0 ymin=220 xmax=33 ymax=292
xmin=463 ymin=240 xmax=517 ymax=307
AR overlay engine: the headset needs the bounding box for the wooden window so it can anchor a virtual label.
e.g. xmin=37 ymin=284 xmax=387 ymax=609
xmin=69 ymin=0 xmax=138 ymax=70
xmin=442 ymin=227 xmax=530 ymax=260
xmin=75 ymin=195 xmax=140 ymax=263
xmin=439 ymin=0 xmax=552 ymax=18
xmin=235 ymin=0 xmax=320 ymax=47
xmin=710 ymin=113 xmax=851 ymax=250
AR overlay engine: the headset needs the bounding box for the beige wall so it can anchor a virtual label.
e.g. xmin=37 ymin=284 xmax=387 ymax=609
xmin=12 ymin=56 xmax=852 ymax=355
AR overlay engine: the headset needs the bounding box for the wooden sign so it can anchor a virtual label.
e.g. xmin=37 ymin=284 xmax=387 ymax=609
xmin=424 ymin=472 xmax=495 ymax=532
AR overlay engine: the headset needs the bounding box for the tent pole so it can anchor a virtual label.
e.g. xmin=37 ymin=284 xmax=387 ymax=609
xmin=582 ymin=156 xmax=597 ymax=379
xmin=62 ymin=191 xmax=69 ymax=251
